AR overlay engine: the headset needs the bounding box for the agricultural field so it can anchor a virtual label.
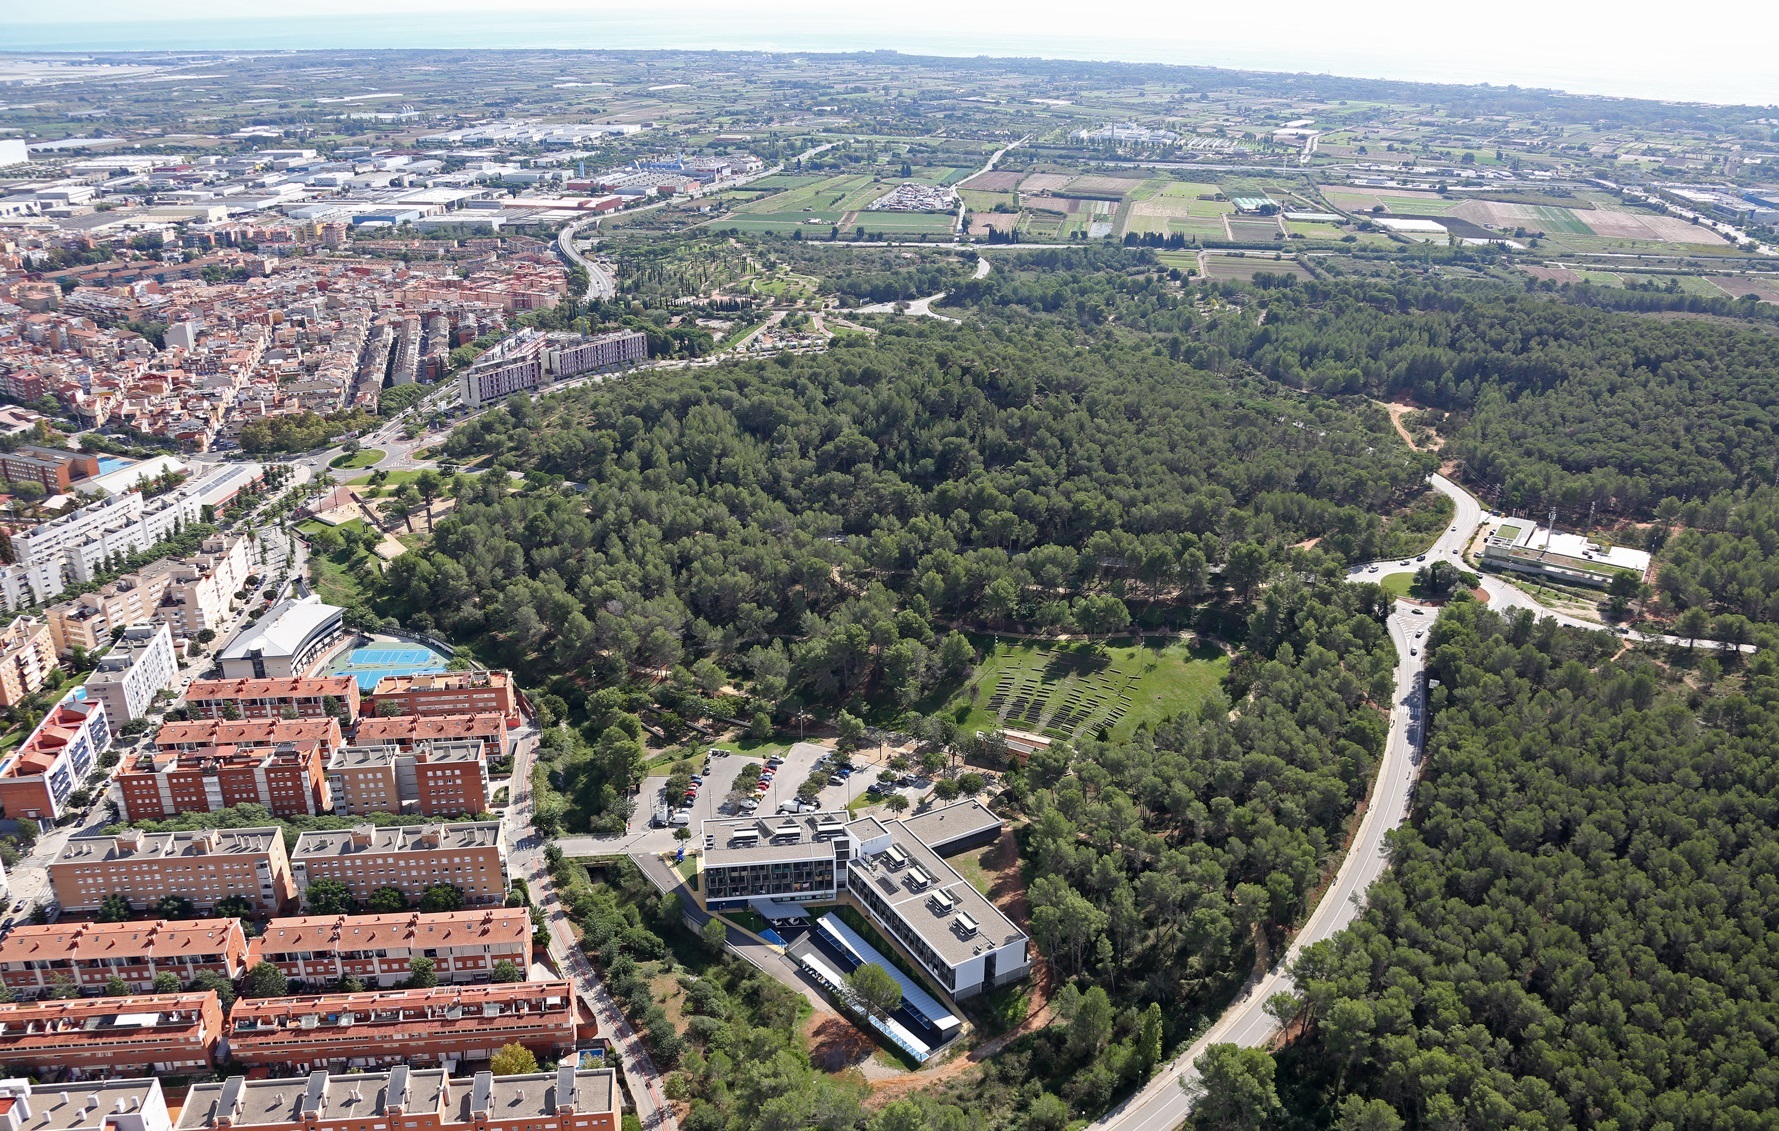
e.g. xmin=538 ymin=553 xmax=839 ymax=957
xmin=1121 ymin=181 xmax=1232 ymax=236
xmin=732 ymin=173 xmax=874 ymax=215
xmin=1323 ymin=187 xmax=1462 ymax=215
xmin=1227 ymin=216 xmax=1287 ymax=242
xmin=958 ymin=170 xmax=1023 ymax=192
xmin=945 ymin=637 xmax=1229 ymax=742
xmin=1708 ymin=275 xmax=1779 ymax=302
xmin=847 ymin=212 xmax=956 ymax=236
xmin=1198 ymin=253 xmax=1312 ymax=281
xmin=959 ymin=189 xmax=1016 ymax=212
xmin=713 ymin=213 xmax=842 ymax=234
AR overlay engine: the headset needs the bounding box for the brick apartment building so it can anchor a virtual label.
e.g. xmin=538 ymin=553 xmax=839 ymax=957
xmin=111 ymin=741 xmax=332 ymax=822
xmin=176 ymin=1066 xmax=618 ymax=1131
xmin=0 ymin=692 xmax=109 ymax=823
xmin=0 ymin=918 xmax=249 ymax=998
xmin=0 ymin=446 xmax=100 ymax=492
xmin=49 ymin=827 xmax=297 ymax=915
xmin=245 ymin=908 xmax=531 ymax=988
xmin=0 ymin=616 xmax=57 ymax=708
xmin=0 ymin=992 xmax=222 ymax=1075
xmin=152 ymin=716 xmax=343 ymax=753
xmin=367 ymin=671 xmax=518 ymax=720
xmin=185 ymin=676 xmax=361 ymax=723
xmin=290 ymin=822 xmax=508 ymax=909
xmin=325 ymin=741 xmax=488 ymax=817
xmin=223 ymin=980 xmax=577 ymax=1071
xmin=352 ymin=713 xmax=508 ymax=762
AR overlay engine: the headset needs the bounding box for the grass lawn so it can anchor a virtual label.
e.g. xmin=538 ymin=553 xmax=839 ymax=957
xmin=720 ymin=909 xmax=770 ymax=936
xmin=329 ymin=448 xmax=384 ymax=470
xmin=941 ymin=635 xmax=1228 ymax=742
xmin=345 ymin=469 xmax=428 ymax=487
xmin=1379 ymin=572 xmax=1416 ymax=596
xmin=298 ymin=517 xmax=370 ymax=536
xmin=948 ymin=840 xmax=1000 ymax=896
xmin=307 ymin=550 xmax=371 ymax=607
xmin=732 ymin=736 xmax=795 ymax=760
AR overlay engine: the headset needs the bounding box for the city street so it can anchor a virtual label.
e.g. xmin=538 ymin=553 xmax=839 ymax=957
xmin=503 ymin=726 xmax=678 ymax=1131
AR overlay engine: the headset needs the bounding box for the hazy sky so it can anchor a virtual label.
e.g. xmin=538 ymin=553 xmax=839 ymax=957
xmin=7 ymin=0 xmax=1779 ymax=106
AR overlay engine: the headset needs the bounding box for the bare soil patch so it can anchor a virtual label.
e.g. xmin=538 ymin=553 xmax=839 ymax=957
xmin=1017 ymin=173 xmax=1075 ymax=193
xmin=1522 ymin=264 xmax=1583 ymax=284
xmin=1065 ymin=175 xmax=1147 ymax=195
xmin=805 ymin=1011 xmax=878 ymax=1072
xmin=961 ymin=171 xmax=1022 ymax=192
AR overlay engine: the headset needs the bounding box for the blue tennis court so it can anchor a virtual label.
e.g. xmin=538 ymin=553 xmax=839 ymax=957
xmin=328 ymin=644 xmax=450 ymax=692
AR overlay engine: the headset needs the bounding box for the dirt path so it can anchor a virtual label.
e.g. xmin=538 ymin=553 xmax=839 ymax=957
xmin=1378 ymin=401 xmax=1427 ymax=452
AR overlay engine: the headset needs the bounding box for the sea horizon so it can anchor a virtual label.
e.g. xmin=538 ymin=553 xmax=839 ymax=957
xmin=3 ymin=11 xmax=1774 ymax=108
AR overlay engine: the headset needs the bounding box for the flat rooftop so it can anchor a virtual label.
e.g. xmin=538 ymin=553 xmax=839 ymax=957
xmin=291 ymin=821 xmax=502 ymax=858
xmin=14 ymin=1080 xmax=163 ymax=1131
xmin=850 ymin=821 xmax=1026 ymax=970
xmin=702 ymin=810 xmax=852 ymax=866
xmin=897 ymin=799 xmax=1002 ymax=855
xmin=54 ymin=827 xmax=283 ymax=866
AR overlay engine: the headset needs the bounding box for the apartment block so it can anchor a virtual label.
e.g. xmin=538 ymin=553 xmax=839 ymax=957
xmin=85 ymin=622 xmax=178 ymax=724
xmin=366 ymin=670 xmax=518 ymax=721
xmin=111 ymin=741 xmax=331 ymax=823
xmin=0 ymin=992 xmax=222 ymax=1075
xmin=0 ymin=616 xmax=58 ymax=708
xmin=2 ymin=474 xmax=212 ymax=610
xmin=290 ymin=822 xmax=508 ymax=909
xmin=245 ymin=908 xmax=531 ymax=988
xmin=176 ymin=1067 xmax=617 ymax=1131
xmin=155 ymin=533 xmax=254 ymax=639
xmin=153 ymin=716 xmax=343 ymax=753
xmin=223 ymin=980 xmax=577 ymax=1071
xmin=0 ymin=446 xmax=100 ymax=493
xmin=49 ymin=827 xmax=296 ymax=915
xmin=326 ymin=741 xmax=488 ymax=817
xmin=0 ymin=917 xmax=249 ymax=997
xmin=185 ymin=676 xmax=360 ymax=723
xmin=46 ymin=563 xmax=176 ymax=655
xmin=0 ymin=1077 xmax=172 ymax=1131
xmin=352 ymin=712 xmax=508 ymax=761
xmin=0 ymin=692 xmax=109 ymax=823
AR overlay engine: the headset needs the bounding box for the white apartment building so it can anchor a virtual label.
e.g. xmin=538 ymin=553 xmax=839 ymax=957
xmin=85 ymin=622 xmax=179 ymax=724
xmin=0 ymin=466 xmax=258 ymax=611
xmin=157 ymin=533 xmax=253 ymax=638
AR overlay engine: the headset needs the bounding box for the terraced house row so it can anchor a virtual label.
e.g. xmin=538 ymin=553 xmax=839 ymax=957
xmin=45 ymin=822 xmax=510 ymax=917
xmin=0 ymin=909 xmax=528 ymax=999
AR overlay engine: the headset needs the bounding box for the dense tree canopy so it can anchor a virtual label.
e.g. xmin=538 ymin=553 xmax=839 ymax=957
xmin=1272 ymin=598 xmax=1779 ymax=1129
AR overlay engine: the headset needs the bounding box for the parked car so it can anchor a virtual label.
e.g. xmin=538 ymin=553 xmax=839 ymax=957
xmin=670 ymin=811 xmax=691 ymax=828
xmin=766 ymin=756 xmax=784 ymax=768
xmin=828 ymin=774 xmax=845 ymax=786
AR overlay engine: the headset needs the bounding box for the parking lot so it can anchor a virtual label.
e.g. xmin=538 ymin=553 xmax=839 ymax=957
xmin=631 ymin=739 xmax=934 ymax=845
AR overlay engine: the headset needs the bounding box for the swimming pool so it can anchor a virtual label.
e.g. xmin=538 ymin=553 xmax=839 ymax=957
xmin=96 ymin=457 xmax=134 ymax=475
xmin=328 ymin=643 xmax=451 ymax=692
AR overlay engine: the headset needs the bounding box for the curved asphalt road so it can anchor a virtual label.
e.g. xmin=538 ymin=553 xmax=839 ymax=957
xmin=1096 ymin=471 xmax=1747 ymax=1131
